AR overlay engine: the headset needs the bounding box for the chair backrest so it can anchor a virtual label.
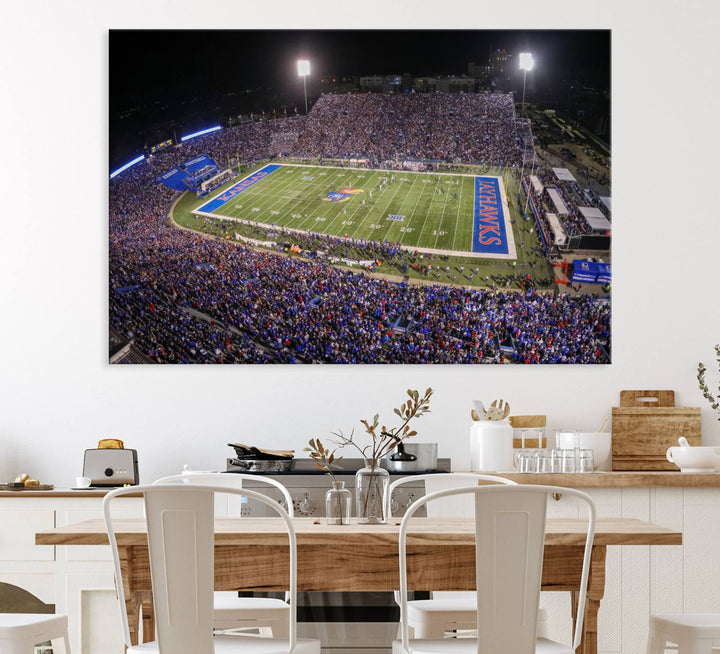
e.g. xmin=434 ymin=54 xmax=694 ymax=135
xmin=153 ymin=471 xmax=295 ymax=517
xmin=103 ymin=484 xmax=298 ymax=654
xmin=396 ymin=484 xmax=595 ymax=654
xmin=385 ymin=472 xmax=516 ymax=519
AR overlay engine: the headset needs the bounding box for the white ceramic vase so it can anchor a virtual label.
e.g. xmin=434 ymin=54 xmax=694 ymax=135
xmin=469 ymin=420 xmax=514 ymax=471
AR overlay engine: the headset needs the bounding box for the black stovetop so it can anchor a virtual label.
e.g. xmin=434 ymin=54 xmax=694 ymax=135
xmin=225 ymin=457 xmax=451 ymax=476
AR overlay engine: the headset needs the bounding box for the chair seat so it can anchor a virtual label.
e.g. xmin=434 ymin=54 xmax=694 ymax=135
xmin=391 ymin=637 xmax=573 ymax=654
xmin=406 ymin=597 xmax=549 ymax=638
xmin=0 ymin=613 xmax=68 ymax=640
xmin=128 ymin=635 xmax=321 ymax=654
xmin=651 ymin=613 xmax=720 ymax=638
xmin=214 ymin=596 xmax=290 ymax=614
xmin=408 ymin=599 xmax=479 ymax=615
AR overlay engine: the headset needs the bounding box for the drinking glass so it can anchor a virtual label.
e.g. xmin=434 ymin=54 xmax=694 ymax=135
xmin=514 ymin=447 xmax=531 ymax=471
xmin=561 ymin=449 xmax=577 ymax=473
xmin=536 ymin=450 xmax=551 ymax=473
xmin=578 ymin=449 xmax=595 ymax=473
xmin=517 ymin=451 xmax=536 ymax=473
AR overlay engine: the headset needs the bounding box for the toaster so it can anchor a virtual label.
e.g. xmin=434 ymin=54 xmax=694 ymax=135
xmin=82 ymin=449 xmax=139 ymax=486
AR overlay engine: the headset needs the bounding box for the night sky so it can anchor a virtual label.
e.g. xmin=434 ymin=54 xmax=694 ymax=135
xmin=109 ymin=30 xmax=610 ymax=166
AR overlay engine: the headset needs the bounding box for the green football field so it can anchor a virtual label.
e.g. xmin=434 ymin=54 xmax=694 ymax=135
xmin=190 ymin=163 xmax=512 ymax=257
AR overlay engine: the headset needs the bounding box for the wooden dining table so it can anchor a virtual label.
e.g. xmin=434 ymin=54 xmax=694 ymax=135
xmin=36 ymin=516 xmax=681 ymax=654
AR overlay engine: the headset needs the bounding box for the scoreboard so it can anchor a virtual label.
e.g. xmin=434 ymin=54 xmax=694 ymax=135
xmin=150 ymin=139 xmax=173 ymax=154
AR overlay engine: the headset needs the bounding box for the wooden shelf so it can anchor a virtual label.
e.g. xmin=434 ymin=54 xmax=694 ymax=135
xmin=458 ymin=471 xmax=720 ymax=488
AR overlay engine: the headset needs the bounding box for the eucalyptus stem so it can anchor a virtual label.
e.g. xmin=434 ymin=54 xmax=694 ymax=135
xmin=332 ymin=387 xmax=434 ymax=467
xmin=698 ymin=345 xmax=720 ymax=419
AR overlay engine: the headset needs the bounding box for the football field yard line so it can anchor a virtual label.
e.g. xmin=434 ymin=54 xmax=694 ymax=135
xmin=431 ymin=179 xmax=453 ymax=249
xmin=415 ymin=176 xmax=443 ymax=249
xmin=346 ymin=171 xmax=385 ymax=239
xmin=450 ymin=176 xmax=467 ymax=251
xmin=402 ymin=174 xmax=428 ymax=246
xmin=390 ymin=176 xmax=419 ymax=245
xmin=367 ymin=175 xmax=412 ymax=244
xmin=397 ymin=174 xmax=422 ymax=242
xmin=347 ymin=170 xmax=385 ymax=239
xmin=382 ymin=175 xmax=421 ymax=243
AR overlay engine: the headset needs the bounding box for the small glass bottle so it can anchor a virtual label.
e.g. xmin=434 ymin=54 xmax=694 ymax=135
xmin=355 ymin=465 xmax=390 ymax=524
xmin=325 ymin=480 xmax=352 ymax=525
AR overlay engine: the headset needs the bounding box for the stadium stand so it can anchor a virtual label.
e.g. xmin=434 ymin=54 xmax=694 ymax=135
xmin=293 ymin=93 xmax=522 ymax=166
xmin=109 ymin=93 xmax=610 ymax=364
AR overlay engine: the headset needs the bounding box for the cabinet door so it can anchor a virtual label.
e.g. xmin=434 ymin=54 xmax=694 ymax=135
xmin=0 ymin=510 xmax=55 ymax=561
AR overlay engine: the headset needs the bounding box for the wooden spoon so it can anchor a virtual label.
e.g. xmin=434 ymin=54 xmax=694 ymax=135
xmin=487 ymin=399 xmax=511 ymax=421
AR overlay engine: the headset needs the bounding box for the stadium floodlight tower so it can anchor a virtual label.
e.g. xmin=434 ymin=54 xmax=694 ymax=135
xmin=297 ymin=59 xmax=310 ymax=115
xmin=519 ymin=52 xmax=534 ymax=116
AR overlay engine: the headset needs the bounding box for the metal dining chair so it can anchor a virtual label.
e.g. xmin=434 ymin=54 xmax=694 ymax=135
xmin=103 ymin=483 xmax=320 ymax=654
xmin=647 ymin=613 xmax=720 ymax=653
xmin=393 ymin=484 xmax=596 ymax=654
xmin=0 ymin=613 xmax=70 ymax=654
xmin=386 ymin=473 xmax=519 ymax=638
xmin=153 ymin=472 xmax=292 ymax=637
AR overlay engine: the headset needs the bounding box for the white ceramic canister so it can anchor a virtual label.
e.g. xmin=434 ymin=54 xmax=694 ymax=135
xmin=470 ymin=420 xmax=514 ymax=471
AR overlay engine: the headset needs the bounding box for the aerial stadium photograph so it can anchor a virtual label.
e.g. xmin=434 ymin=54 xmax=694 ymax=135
xmin=109 ymin=30 xmax=611 ymax=365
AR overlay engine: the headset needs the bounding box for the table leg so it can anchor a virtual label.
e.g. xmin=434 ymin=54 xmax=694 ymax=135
xmin=119 ymin=545 xmax=154 ymax=646
xmin=125 ymin=593 xmax=142 ymax=646
xmin=140 ymin=591 xmax=154 ymax=643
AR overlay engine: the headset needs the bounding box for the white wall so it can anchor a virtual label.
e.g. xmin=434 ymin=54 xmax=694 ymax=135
xmin=0 ymin=0 xmax=718 ymax=486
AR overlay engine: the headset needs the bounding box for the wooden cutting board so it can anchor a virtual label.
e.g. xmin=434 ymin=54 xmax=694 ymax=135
xmin=509 ymin=415 xmax=547 ymax=448
xmin=611 ymin=390 xmax=701 ymax=470
xmin=0 ymin=484 xmax=54 ymax=491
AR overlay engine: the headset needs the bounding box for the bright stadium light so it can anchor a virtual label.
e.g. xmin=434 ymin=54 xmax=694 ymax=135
xmin=297 ymin=59 xmax=310 ymax=115
xmin=519 ymin=52 xmax=534 ymax=72
xmin=519 ymin=52 xmax=534 ymax=117
xmin=110 ymin=154 xmax=145 ymax=179
xmin=180 ymin=125 xmax=222 ymax=142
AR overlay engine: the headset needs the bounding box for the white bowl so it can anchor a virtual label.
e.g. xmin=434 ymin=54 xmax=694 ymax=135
xmin=666 ymin=446 xmax=720 ymax=472
xmin=555 ymin=432 xmax=612 ymax=471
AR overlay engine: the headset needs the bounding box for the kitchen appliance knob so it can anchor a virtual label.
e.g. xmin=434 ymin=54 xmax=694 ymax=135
xmin=104 ymin=468 xmax=114 ymax=477
xmin=298 ymin=493 xmax=314 ymax=515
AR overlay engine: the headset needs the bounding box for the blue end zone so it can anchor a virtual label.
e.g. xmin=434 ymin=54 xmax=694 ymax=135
xmin=473 ymin=177 xmax=509 ymax=255
xmin=197 ymin=164 xmax=282 ymax=213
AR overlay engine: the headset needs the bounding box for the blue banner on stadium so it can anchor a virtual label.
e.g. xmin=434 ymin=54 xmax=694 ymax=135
xmin=158 ymin=167 xmax=189 ymax=191
xmin=183 ymin=154 xmax=218 ymax=173
xmin=472 ymin=177 xmax=509 ymax=255
xmin=572 ymin=260 xmax=603 ymax=283
xmin=597 ymin=263 xmax=611 ymax=285
xmin=197 ymin=164 xmax=282 ymax=213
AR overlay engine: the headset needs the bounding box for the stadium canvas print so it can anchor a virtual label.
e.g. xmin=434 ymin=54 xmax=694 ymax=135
xmin=109 ymin=30 xmax=611 ymax=364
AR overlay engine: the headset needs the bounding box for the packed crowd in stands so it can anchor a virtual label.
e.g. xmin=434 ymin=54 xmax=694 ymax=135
xmin=109 ymin=93 xmax=610 ymax=364
xmin=294 ymin=93 xmax=522 ymax=166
